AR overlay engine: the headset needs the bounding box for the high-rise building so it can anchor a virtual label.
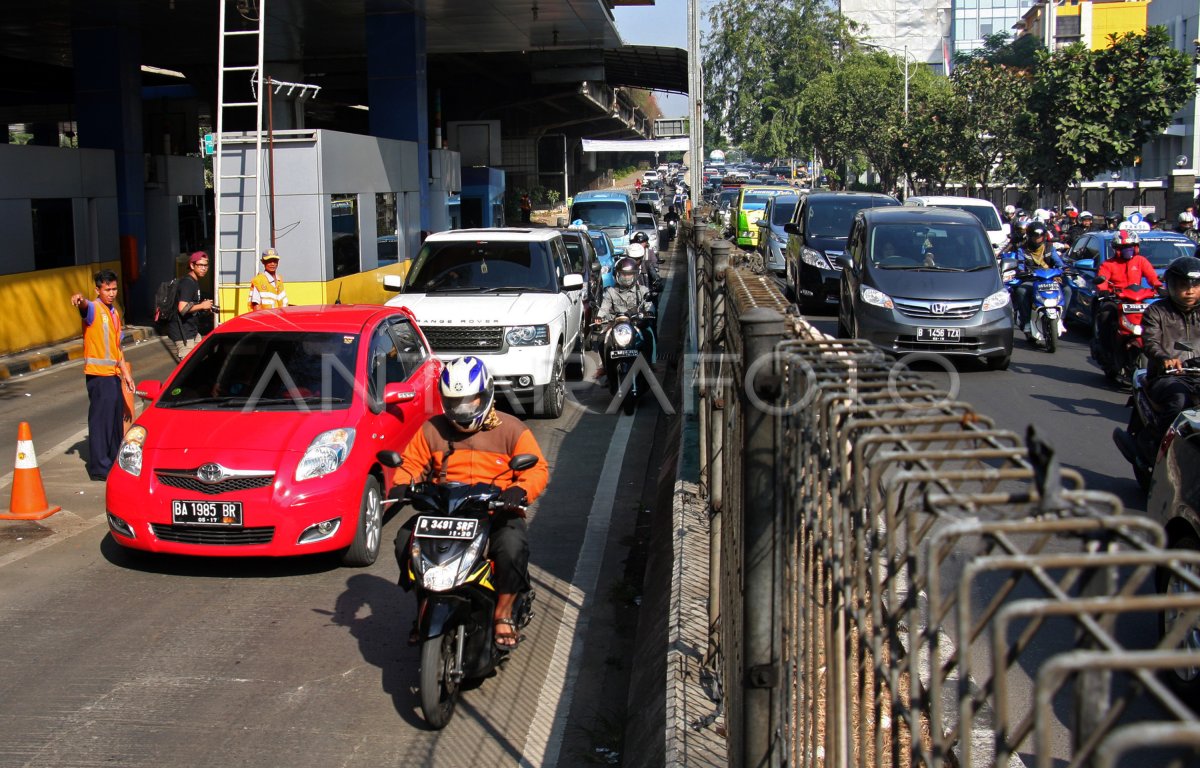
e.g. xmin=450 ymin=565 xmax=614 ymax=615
xmin=951 ymin=0 xmax=1037 ymax=57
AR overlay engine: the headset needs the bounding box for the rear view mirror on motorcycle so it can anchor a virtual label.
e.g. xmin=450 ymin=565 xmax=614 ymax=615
xmin=377 ymin=450 xmax=403 ymax=467
xmin=508 ymin=454 xmax=539 ymax=472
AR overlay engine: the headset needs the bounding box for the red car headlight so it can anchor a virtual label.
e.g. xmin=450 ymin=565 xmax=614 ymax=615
xmin=295 ymin=428 xmax=356 ymax=481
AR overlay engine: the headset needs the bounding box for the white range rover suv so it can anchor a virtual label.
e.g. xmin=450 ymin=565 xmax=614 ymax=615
xmin=384 ymin=228 xmax=585 ymax=418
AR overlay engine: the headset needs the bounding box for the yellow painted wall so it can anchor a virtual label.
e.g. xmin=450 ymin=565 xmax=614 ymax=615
xmin=216 ymin=259 xmax=413 ymax=324
xmin=0 ymin=261 xmax=125 ymax=355
xmin=1091 ymin=1 xmax=1147 ymax=50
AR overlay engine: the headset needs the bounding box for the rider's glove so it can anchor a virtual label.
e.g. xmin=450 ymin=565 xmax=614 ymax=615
xmin=500 ymin=486 xmax=528 ymax=510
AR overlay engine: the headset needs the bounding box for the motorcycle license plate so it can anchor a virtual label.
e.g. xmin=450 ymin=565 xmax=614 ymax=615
xmin=171 ymin=500 xmax=243 ymax=526
xmin=1037 ymin=282 xmax=1058 ymax=292
xmin=1122 ymin=303 xmax=1148 ymax=313
xmin=916 ymin=327 xmax=961 ymax=342
xmin=415 ymin=516 xmax=478 ymax=540
xmin=609 ymin=349 xmax=640 ymax=358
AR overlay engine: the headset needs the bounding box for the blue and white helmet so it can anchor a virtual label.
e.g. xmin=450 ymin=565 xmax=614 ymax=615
xmin=439 ymin=356 xmax=494 ymax=433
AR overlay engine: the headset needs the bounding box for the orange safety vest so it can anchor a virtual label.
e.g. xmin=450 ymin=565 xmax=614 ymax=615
xmin=249 ymin=272 xmax=288 ymax=310
xmin=83 ymin=300 xmax=122 ymax=376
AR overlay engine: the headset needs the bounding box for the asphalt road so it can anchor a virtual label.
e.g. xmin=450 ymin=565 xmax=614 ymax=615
xmin=0 ymin=305 xmax=676 ymax=765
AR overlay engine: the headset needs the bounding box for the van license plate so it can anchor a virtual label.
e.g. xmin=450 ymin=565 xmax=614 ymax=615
xmin=916 ymin=327 xmax=961 ymax=342
xmin=172 ymin=500 xmax=243 ymax=526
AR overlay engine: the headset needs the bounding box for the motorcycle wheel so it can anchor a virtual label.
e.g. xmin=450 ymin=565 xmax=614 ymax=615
xmin=1042 ymin=315 xmax=1057 ymax=353
xmin=419 ymin=632 xmax=460 ymax=729
xmin=1158 ymin=534 xmax=1200 ymax=708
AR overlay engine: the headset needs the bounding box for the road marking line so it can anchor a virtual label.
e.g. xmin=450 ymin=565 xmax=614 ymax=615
xmin=0 ymin=425 xmax=90 ymax=493
xmin=0 ymin=510 xmax=107 ymax=570
xmin=520 ymin=412 xmax=636 ymax=767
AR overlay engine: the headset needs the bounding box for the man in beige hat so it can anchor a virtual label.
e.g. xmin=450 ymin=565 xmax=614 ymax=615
xmin=249 ymin=248 xmax=289 ymax=311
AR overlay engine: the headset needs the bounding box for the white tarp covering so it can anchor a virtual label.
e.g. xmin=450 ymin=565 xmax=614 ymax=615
xmin=581 ymin=138 xmax=691 ymax=153
xmin=840 ymin=0 xmax=950 ymax=67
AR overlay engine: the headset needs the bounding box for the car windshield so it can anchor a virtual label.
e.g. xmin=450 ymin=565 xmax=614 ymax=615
xmin=636 ymin=213 xmax=656 ymax=229
xmin=771 ymin=200 xmax=798 ymax=225
xmin=159 ymin=331 xmax=359 ymax=410
xmin=639 ymin=193 xmax=660 ymax=201
xmin=1120 ymin=238 xmax=1198 ymax=268
xmin=589 ymin=233 xmax=612 ymax=258
xmin=870 ymin=223 xmax=994 ymax=271
xmin=742 ymin=194 xmax=773 ymax=209
xmin=571 ymin=201 xmax=629 ymax=232
xmin=807 ymin=198 xmax=895 ymax=238
xmin=406 ymin=240 xmax=556 ymax=293
xmin=719 ymin=190 xmax=739 ymax=207
xmin=929 ymin=203 xmax=1002 ymax=230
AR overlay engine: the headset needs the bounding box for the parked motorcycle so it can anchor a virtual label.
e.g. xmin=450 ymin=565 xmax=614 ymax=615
xmin=1009 ymin=266 xmax=1067 ymax=352
xmin=1089 ymin=284 xmax=1160 ymax=389
xmin=1113 ymin=341 xmax=1200 ymax=491
xmin=379 ymin=451 xmax=539 ymax=729
xmin=593 ymin=304 xmax=657 ymax=415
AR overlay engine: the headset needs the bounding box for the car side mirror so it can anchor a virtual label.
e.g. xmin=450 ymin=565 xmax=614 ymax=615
xmin=509 ymin=454 xmax=539 ymax=472
xmin=835 ymin=254 xmax=854 ymax=272
xmin=382 ymin=383 xmax=417 ymax=405
xmin=561 ymin=273 xmax=585 ymax=292
xmin=755 ymin=220 xmax=768 ymax=227
xmin=383 ymin=274 xmax=403 ymax=292
xmin=136 ymin=380 xmax=163 ymax=401
xmin=784 ymin=222 xmax=799 ymax=235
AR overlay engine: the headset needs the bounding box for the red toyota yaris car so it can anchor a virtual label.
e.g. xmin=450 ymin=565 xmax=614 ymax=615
xmin=107 ymin=305 xmax=441 ymax=566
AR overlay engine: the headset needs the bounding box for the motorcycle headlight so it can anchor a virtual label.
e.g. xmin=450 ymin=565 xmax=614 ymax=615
xmin=981 ymin=290 xmax=1011 ymax=311
xmin=1042 ymin=297 xmax=1059 ymax=308
xmin=117 ymin=425 xmax=147 ymax=476
xmin=612 ymin=322 xmax=635 ymax=348
xmin=420 ymin=533 xmax=486 ymax=592
xmin=860 ymin=285 xmax=894 ymax=309
xmin=801 ymin=246 xmax=832 ymax=271
xmin=1002 ymin=270 xmax=1017 ymax=282
xmin=295 ymin=428 xmax=355 ymax=481
xmin=506 ymin=325 xmax=549 ymax=346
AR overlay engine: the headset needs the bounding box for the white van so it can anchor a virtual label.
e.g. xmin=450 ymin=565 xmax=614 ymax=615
xmin=903 ymin=196 xmax=1009 ymax=254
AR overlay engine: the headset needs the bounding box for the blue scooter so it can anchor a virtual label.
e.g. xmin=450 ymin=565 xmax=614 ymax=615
xmin=1009 ymin=266 xmax=1066 ymax=352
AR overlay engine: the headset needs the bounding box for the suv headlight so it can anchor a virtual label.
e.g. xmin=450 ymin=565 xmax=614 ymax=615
xmin=860 ymin=285 xmax=894 ymax=309
xmin=117 ymin=425 xmax=147 ymax=476
xmin=800 ymin=246 xmax=832 ymax=271
xmin=295 ymin=428 xmax=355 ymax=481
xmin=506 ymin=325 xmax=549 ymax=346
xmin=981 ymin=290 xmax=1011 ymax=311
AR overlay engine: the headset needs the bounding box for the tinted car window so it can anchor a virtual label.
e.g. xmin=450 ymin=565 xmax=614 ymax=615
xmin=771 ymin=200 xmax=798 ymax=225
xmin=806 ymin=198 xmax=896 ymax=238
xmin=159 ymin=331 xmax=359 ymax=410
xmin=870 ymin=223 xmax=993 ymax=270
xmin=928 ymin=203 xmax=1001 ymax=230
xmin=406 ymin=240 xmax=556 ymax=293
xmin=561 ymin=236 xmax=589 ymax=274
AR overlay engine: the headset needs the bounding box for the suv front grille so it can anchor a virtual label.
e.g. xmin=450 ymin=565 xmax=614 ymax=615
xmin=894 ymin=298 xmax=980 ymax=320
xmin=156 ymin=473 xmax=274 ymax=495
xmin=422 ymin=326 xmax=505 ymax=353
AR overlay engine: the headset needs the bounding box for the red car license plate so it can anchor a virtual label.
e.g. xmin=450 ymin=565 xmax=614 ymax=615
xmin=171 ymin=500 xmax=243 ymax=526
xmin=415 ymin=516 xmax=478 ymax=540
xmin=916 ymin=327 xmax=961 ymax=342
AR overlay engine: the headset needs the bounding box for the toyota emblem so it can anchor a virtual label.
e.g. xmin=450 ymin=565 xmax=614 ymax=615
xmin=197 ymin=463 xmax=225 ymax=483
xmin=930 ymin=303 xmax=949 ymax=315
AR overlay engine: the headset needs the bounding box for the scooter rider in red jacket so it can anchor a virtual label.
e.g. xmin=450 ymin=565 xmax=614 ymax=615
xmin=1094 ymin=230 xmax=1163 ymax=350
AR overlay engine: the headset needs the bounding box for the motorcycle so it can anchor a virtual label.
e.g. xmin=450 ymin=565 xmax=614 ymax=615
xmin=1113 ymin=341 xmax=1200 ymax=491
xmin=1009 ymin=266 xmax=1067 ymax=352
xmin=378 ymin=451 xmax=539 ymax=729
xmin=592 ymin=303 xmax=657 ymax=415
xmin=1089 ymin=284 xmax=1160 ymax=389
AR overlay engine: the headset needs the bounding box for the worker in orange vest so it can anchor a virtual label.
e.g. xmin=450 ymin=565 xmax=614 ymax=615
xmin=70 ymin=269 xmax=135 ymax=481
xmin=249 ymin=248 xmax=289 ymax=311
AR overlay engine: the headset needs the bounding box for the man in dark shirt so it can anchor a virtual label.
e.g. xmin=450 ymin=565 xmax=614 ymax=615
xmin=171 ymin=251 xmax=214 ymax=360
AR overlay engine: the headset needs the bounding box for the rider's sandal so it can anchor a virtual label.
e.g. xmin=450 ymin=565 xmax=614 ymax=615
xmin=494 ymin=618 xmax=523 ymax=650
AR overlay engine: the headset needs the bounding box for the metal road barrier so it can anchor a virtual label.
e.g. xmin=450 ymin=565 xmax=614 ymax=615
xmin=684 ymin=223 xmax=1200 ymax=768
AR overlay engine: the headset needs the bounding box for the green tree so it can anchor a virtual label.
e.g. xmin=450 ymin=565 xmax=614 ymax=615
xmin=951 ymin=58 xmax=1032 ymax=190
xmin=896 ymin=77 xmax=963 ymax=193
xmin=1022 ymin=27 xmax=1194 ymax=192
xmin=955 ymin=31 xmax=1044 ymax=70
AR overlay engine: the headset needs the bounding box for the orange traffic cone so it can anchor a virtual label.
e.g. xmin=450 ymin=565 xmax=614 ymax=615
xmin=0 ymin=422 xmax=61 ymax=521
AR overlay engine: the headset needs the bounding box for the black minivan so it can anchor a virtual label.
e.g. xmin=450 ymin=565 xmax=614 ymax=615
xmin=835 ymin=207 xmax=1014 ymax=370
xmin=785 ymin=191 xmax=900 ymax=312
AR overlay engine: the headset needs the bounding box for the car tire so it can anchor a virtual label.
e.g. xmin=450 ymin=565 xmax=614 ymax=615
xmin=985 ymin=353 xmax=1011 ymax=371
xmin=342 ymin=475 xmax=382 ymax=567
xmin=536 ymin=349 xmax=566 ymax=419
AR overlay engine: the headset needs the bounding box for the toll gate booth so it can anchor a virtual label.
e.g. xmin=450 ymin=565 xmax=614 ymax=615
xmin=459 ymin=167 xmax=507 ymax=229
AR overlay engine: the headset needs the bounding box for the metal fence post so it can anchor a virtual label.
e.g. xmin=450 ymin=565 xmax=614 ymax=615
xmin=708 ymin=238 xmax=729 ymax=662
xmin=740 ymin=305 xmax=788 ymax=768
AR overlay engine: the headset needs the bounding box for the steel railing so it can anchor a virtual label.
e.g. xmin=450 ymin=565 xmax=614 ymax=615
xmin=684 ymin=219 xmax=1200 ymax=768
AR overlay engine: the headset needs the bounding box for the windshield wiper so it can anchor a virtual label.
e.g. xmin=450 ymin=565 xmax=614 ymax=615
xmin=245 ymin=396 xmax=348 ymax=407
xmin=477 ymin=285 xmax=543 ymax=293
xmin=423 ymin=285 xmax=486 ymax=293
xmin=912 ymin=265 xmax=967 ymax=272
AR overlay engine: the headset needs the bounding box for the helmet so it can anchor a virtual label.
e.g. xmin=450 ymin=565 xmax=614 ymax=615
xmin=626 ymin=242 xmax=646 ymax=261
xmin=1065 ymin=205 xmax=1078 ymax=219
xmin=261 ymin=248 xmax=281 ymax=262
xmin=1004 ymin=204 xmax=1016 ymax=215
xmin=614 ymin=256 xmax=640 ymax=289
xmin=439 ymin=356 xmax=494 ymax=433
xmin=1080 ymin=210 xmax=1094 ymax=221
xmin=1179 ymin=211 xmax=1196 ymax=225
xmin=1165 ymin=255 xmax=1200 ymax=310
xmin=1026 ymin=222 xmax=1048 ymax=241
xmin=1113 ymin=229 xmax=1139 ymax=258
xmin=1012 ymin=218 xmax=1030 ymax=237
xmin=1104 ymin=211 xmax=1119 ymax=224
xmin=1033 ymin=209 xmax=1051 ymax=223
xmin=632 ymin=231 xmax=649 ymax=245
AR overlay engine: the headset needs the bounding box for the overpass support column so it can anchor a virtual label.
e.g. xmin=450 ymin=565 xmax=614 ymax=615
xmin=71 ymin=0 xmax=146 ymax=308
xmin=366 ymin=0 xmax=430 ymax=233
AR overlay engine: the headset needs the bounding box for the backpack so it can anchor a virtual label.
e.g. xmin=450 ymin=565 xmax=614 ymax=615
xmin=154 ymin=277 xmax=180 ymax=324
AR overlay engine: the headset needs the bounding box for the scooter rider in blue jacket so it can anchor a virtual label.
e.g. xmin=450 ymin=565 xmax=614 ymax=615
xmin=1011 ymin=222 xmax=1069 ymax=333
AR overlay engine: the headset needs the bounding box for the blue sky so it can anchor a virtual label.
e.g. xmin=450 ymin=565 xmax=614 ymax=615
xmin=612 ymin=0 xmax=699 ymax=118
